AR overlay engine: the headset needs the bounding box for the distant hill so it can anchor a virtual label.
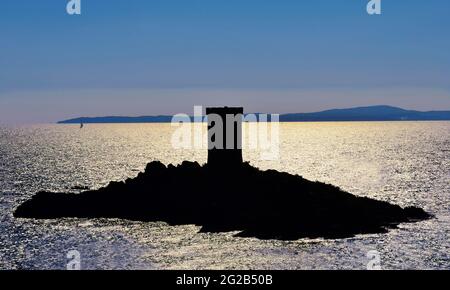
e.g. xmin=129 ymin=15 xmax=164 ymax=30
xmin=58 ymin=115 xmax=174 ymax=124
xmin=58 ymin=105 xmax=450 ymax=123
xmin=279 ymin=105 xmax=450 ymax=121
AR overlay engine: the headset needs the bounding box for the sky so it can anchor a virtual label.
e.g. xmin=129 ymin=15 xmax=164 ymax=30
xmin=0 ymin=0 xmax=449 ymax=123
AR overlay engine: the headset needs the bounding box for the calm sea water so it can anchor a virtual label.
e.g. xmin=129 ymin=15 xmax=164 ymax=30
xmin=0 ymin=122 xmax=449 ymax=269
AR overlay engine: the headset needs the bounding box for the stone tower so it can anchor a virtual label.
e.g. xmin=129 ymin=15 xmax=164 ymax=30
xmin=206 ymin=107 xmax=243 ymax=167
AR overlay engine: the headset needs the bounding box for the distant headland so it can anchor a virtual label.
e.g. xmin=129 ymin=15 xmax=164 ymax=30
xmin=57 ymin=105 xmax=450 ymax=124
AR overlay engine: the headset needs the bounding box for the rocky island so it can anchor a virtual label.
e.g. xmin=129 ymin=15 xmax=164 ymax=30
xmin=14 ymin=107 xmax=432 ymax=240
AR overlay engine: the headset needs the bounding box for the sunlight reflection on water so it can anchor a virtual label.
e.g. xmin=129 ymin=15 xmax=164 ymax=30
xmin=0 ymin=122 xmax=449 ymax=269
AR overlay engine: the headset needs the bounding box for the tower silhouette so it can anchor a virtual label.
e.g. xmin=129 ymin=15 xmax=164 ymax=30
xmin=206 ymin=107 xmax=243 ymax=168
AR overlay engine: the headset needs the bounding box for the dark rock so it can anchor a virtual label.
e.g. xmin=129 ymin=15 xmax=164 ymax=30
xmin=14 ymin=161 xmax=432 ymax=240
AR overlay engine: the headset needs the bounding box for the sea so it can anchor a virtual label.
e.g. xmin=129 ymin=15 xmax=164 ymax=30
xmin=0 ymin=122 xmax=449 ymax=269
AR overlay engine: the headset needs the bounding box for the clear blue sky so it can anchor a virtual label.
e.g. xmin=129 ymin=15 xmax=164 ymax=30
xmin=1 ymin=0 xmax=449 ymax=123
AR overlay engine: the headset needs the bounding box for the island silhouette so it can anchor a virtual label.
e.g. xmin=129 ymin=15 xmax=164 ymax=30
xmin=58 ymin=105 xmax=450 ymax=124
xmin=15 ymin=107 xmax=432 ymax=240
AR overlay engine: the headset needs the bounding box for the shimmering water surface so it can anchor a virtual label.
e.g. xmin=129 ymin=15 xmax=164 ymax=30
xmin=0 ymin=122 xmax=449 ymax=269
